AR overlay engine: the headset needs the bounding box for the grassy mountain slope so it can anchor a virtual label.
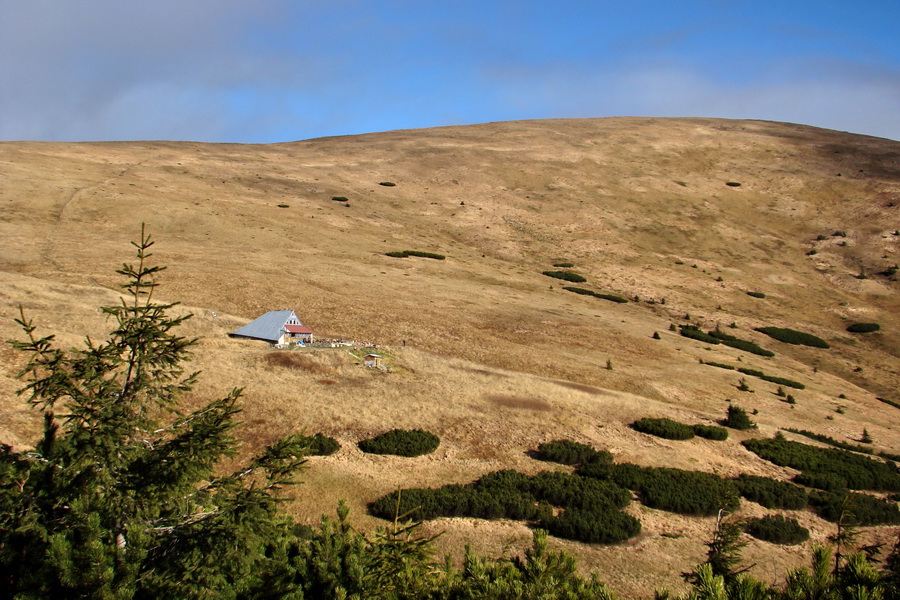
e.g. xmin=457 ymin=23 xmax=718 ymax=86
xmin=1 ymin=117 xmax=899 ymax=595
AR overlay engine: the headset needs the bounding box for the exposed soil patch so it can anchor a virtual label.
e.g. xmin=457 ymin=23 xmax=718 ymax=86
xmin=265 ymin=351 xmax=335 ymax=375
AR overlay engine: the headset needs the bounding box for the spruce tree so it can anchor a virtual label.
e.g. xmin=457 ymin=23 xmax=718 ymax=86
xmin=0 ymin=227 xmax=310 ymax=599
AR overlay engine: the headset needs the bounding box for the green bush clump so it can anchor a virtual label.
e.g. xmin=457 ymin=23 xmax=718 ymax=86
xmin=543 ymin=507 xmax=641 ymax=544
xmin=378 ymin=181 xmax=396 ymax=186
xmin=578 ymin=463 xmax=739 ymax=516
xmin=562 ymin=287 xmax=628 ymax=303
xmin=543 ymin=270 xmax=587 ymax=283
xmin=808 ymin=491 xmax=900 ymax=525
xmin=298 ymin=433 xmax=341 ymax=456
xmin=755 ymin=327 xmax=830 ymax=348
xmin=532 ymin=440 xmax=612 ymax=466
xmin=632 ymin=417 xmax=695 ymax=440
xmin=529 ymin=471 xmax=631 ymax=511
xmin=708 ymin=330 xmax=775 ymax=357
xmin=724 ymin=405 xmax=755 ymax=430
xmin=369 ymin=469 xmax=641 ymax=545
xmin=553 ymin=262 xmax=574 ymax=268
xmin=733 ymin=367 xmax=805 ymax=389
xmin=744 ymin=515 xmax=809 ymax=545
xmin=385 ymin=250 xmax=446 ymax=260
xmin=742 ymin=437 xmax=900 ymax=492
xmin=693 ymin=424 xmax=729 ymax=441
xmin=784 ymin=428 xmax=873 ymax=455
xmin=847 ymin=323 xmax=880 ymax=333
xmin=703 ymin=361 xmax=736 ymax=370
xmin=793 ymin=471 xmax=848 ymax=491
xmin=358 ymin=429 xmax=440 ymax=457
xmin=331 ymin=196 xmax=349 ymax=202
xmin=734 ymin=474 xmax=808 ymax=509
xmin=679 ymin=326 xmax=721 ymax=344
xmin=746 ymin=291 xmax=766 ymax=299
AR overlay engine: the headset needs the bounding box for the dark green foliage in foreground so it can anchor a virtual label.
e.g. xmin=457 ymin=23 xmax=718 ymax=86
xmin=578 ymin=463 xmax=740 ymax=516
xmin=369 ymin=470 xmax=640 ymax=545
xmin=755 ymin=326 xmax=830 ymax=348
xmin=385 ymin=250 xmax=446 ymax=260
xmin=562 ymin=286 xmax=629 ymax=303
xmin=724 ymin=405 xmax=755 ymax=430
xmin=808 ymin=490 xmax=900 ymax=525
xmin=734 ymin=474 xmax=808 ymax=509
xmin=533 ymin=439 xmax=612 ymax=465
xmin=847 ymin=322 xmax=881 ymax=333
xmin=693 ymin=424 xmax=729 ymax=441
xmin=632 ymin=417 xmax=695 ymax=440
xmin=784 ymin=428 xmax=873 ymax=455
xmin=543 ymin=270 xmax=587 ymax=283
xmin=358 ymin=429 xmax=440 ymax=457
xmin=298 ymin=433 xmax=341 ymax=456
xmin=744 ymin=515 xmax=810 ymax=545
xmin=0 ymin=228 xmax=313 ymax=598
xmin=708 ymin=330 xmax=775 ymax=357
xmin=743 ymin=437 xmax=900 ymax=492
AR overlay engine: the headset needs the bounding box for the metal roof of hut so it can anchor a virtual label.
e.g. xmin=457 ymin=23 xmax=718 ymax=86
xmin=230 ymin=310 xmax=303 ymax=343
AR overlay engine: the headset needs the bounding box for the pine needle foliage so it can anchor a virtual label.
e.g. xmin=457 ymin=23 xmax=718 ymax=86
xmin=0 ymin=226 xmax=311 ymax=598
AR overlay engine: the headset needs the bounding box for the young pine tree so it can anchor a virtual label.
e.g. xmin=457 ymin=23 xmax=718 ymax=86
xmin=0 ymin=227 xmax=310 ymax=599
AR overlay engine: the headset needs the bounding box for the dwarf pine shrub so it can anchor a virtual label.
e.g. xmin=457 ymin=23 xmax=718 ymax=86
xmin=755 ymin=327 xmax=830 ymax=348
xmin=679 ymin=326 xmax=721 ymax=344
xmin=562 ymin=286 xmax=628 ymax=303
xmin=543 ymin=270 xmax=587 ymax=283
xmin=746 ymin=291 xmax=766 ymax=299
xmin=744 ymin=515 xmax=809 ymax=545
xmin=708 ymin=330 xmax=775 ymax=357
xmin=358 ymin=429 xmax=440 ymax=457
xmin=298 ymin=433 xmax=341 ymax=456
xmin=693 ymin=424 xmax=729 ymax=441
xmin=632 ymin=417 xmax=695 ymax=440
xmin=847 ymin=323 xmax=880 ymax=333
xmin=724 ymin=405 xmax=755 ymax=430
xmin=734 ymin=474 xmax=808 ymax=509
xmin=542 ymin=507 xmax=642 ymax=544
xmin=742 ymin=437 xmax=900 ymax=492
xmin=533 ymin=440 xmax=612 ymax=466
xmin=808 ymin=490 xmax=900 ymax=525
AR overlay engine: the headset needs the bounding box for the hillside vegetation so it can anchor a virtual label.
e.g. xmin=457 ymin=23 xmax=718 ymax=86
xmin=1 ymin=117 xmax=899 ymax=596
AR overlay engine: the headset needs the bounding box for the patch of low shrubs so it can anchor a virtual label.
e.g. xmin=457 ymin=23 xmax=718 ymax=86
xmin=578 ymin=463 xmax=740 ymax=516
xmin=378 ymin=181 xmax=396 ymax=186
xmin=358 ymin=429 xmax=440 ymax=457
xmin=784 ymin=428 xmax=873 ymax=455
xmin=679 ymin=326 xmax=721 ymax=344
xmin=632 ymin=418 xmax=695 ymax=440
xmin=708 ymin=332 xmax=775 ymax=357
xmin=532 ymin=440 xmax=612 ymax=466
xmin=742 ymin=437 xmax=900 ymax=492
xmin=847 ymin=323 xmax=880 ymax=333
xmin=746 ymin=291 xmax=766 ymax=299
xmin=744 ymin=515 xmax=809 ymax=545
xmin=734 ymin=367 xmax=805 ymax=389
xmin=543 ymin=270 xmax=587 ymax=283
xmin=298 ymin=433 xmax=341 ymax=456
xmin=385 ymin=250 xmax=446 ymax=260
xmin=543 ymin=506 xmax=642 ymax=544
xmin=331 ymin=196 xmax=349 ymax=202
xmin=808 ymin=490 xmax=900 ymax=525
xmin=724 ymin=405 xmax=755 ymax=430
xmin=369 ymin=469 xmax=641 ymax=545
xmin=562 ymin=287 xmax=628 ymax=303
xmin=734 ymin=474 xmax=808 ymax=509
xmin=754 ymin=327 xmax=830 ymax=349
xmin=703 ymin=361 xmax=736 ymax=370
xmin=693 ymin=424 xmax=729 ymax=441
xmin=553 ymin=262 xmax=574 ymax=268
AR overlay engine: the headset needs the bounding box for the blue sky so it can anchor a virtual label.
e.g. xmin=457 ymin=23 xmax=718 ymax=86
xmin=2 ymin=0 xmax=899 ymax=142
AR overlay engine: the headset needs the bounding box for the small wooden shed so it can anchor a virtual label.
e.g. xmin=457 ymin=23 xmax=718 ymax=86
xmin=363 ymin=354 xmax=383 ymax=368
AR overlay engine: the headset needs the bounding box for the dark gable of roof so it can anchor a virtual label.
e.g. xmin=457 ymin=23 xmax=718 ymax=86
xmin=230 ymin=310 xmax=300 ymax=342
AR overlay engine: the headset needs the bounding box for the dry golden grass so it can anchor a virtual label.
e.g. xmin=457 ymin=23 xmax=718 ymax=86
xmin=1 ymin=117 xmax=899 ymax=597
